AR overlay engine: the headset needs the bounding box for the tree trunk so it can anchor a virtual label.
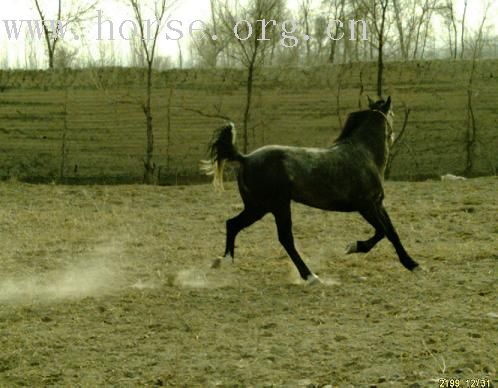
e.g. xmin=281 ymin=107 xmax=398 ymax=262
xmin=464 ymin=5 xmax=488 ymax=176
xmin=420 ymin=7 xmax=433 ymax=59
xmin=59 ymin=89 xmax=69 ymax=181
xmin=460 ymin=0 xmax=467 ymax=59
xmin=303 ymin=4 xmax=311 ymax=64
xmin=143 ymin=63 xmax=155 ymax=184
xmin=177 ymin=41 xmax=183 ymax=69
xmin=452 ymin=17 xmax=458 ymax=59
xmin=465 ymin=88 xmax=476 ymax=176
xmin=48 ymin=49 xmax=55 ymax=69
xmin=413 ymin=4 xmax=428 ymax=59
xmin=392 ymin=0 xmax=407 ymax=60
xmin=166 ymin=88 xmax=174 ymax=171
xmin=329 ymin=0 xmax=345 ymax=63
xmin=243 ymin=61 xmax=255 ymax=154
xmin=329 ymin=39 xmax=337 ymax=64
xmin=377 ymin=1 xmax=388 ymax=98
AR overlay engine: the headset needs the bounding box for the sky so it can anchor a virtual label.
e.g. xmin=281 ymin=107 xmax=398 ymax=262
xmin=1 ymin=0 xmax=497 ymax=68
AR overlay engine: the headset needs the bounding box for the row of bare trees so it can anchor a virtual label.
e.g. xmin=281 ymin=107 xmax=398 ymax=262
xmin=26 ymin=0 xmax=497 ymax=71
xmin=25 ymin=0 xmax=496 ymax=182
xmin=188 ymin=0 xmax=496 ymax=69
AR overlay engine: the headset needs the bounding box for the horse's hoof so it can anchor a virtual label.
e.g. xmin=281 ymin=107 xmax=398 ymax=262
xmin=412 ymin=265 xmax=426 ymax=276
xmin=345 ymin=242 xmax=358 ymax=254
xmin=306 ymin=273 xmax=322 ymax=286
xmin=211 ymin=255 xmax=234 ymax=269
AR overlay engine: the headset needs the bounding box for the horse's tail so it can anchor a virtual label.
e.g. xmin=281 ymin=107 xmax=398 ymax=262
xmin=200 ymin=122 xmax=243 ymax=190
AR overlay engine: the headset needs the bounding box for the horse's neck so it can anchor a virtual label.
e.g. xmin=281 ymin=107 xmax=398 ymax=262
xmin=371 ymin=110 xmax=393 ymax=129
xmin=354 ymin=120 xmax=389 ymax=172
xmin=368 ymin=138 xmax=389 ymax=172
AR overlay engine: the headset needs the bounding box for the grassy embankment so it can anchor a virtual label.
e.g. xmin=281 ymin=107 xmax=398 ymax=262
xmin=0 ymin=60 xmax=496 ymax=183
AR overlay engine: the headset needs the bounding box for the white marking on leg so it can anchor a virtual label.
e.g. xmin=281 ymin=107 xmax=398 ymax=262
xmin=345 ymin=242 xmax=358 ymax=254
xmin=211 ymin=254 xmax=234 ymax=269
xmin=306 ymin=273 xmax=322 ymax=286
xmin=412 ymin=265 xmax=427 ymax=277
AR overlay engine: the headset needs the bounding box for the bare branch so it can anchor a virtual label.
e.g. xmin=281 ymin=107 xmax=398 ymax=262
xmin=32 ymin=0 xmax=99 ymax=68
xmin=181 ymin=107 xmax=232 ymax=122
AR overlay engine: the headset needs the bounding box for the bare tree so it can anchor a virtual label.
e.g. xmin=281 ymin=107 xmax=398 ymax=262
xmin=390 ymin=0 xmax=441 ymax=60
xmin=326 ymin=0 xmax=346 ymax=64
xmin=127 ymin=0 xmax=178 ymax=184
xmin=377 ymin=0 xmax=389 ymax=97
xmin=412 ymin=0 xmax=439 ymax=59
xmin=33 ymin=0 xmax=97 ymax=69
xmin=60 ymin=88 xmax=70 ymax=181
xmin=218 ymin=0 xmax=286 ymax=153
xmin=24 ymin=31 xmax=40 ymax=69
xmin=464 ymin=3 xmax=490 ymax=176
xmin=312 ymin=14 xmax=328 ymax=62
xmin=299 ymin=0 xmax=313 ymax=64
xmin=385 ymin=103 xmax=411 ymax=179
xmin=364 ymin=0 xmax=389 ymax=97
xmin=129 ymin=35 xmax=146 ymax=67
xmin=391 ymin=0 xmax=414 ymax=60
xmin=350 ymin=0 xmax=372 ymax=61
xmin=438 ymin=0 xmax=458 ymax=58
xmin=190 ymin=0 xmax=228 ymax=67
xmin=460 ymin=0 xmax=468 ymax=59
xmin=95 ymin=40 xmax=118 ymax=67
xmin=176 ymin=40 xmax=183 ymax=68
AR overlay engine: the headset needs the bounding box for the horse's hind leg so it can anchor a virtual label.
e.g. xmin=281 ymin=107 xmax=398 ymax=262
xmin=346 ymin=209 xmax=385 ymax=254
xmin=371 ymin=203 xmax=419 ymax=271
xmin=272 ymin=203 xmax=318 ymax=283
xmin=224 ymin=207 xmax=265 ymax=259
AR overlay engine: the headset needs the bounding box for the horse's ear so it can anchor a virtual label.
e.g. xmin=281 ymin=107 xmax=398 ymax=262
xmin=367 ymin=95 xmax=374 ymax=108
xmin=384 ymin=96 xmax=392 ymax=112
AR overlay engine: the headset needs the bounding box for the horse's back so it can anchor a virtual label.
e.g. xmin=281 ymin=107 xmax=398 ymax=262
xmin=286 ymin=145 xmax=383 ymax=210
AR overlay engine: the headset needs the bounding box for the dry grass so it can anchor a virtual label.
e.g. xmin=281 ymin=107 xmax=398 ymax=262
xmin=0 ymin=178 xmax=496 ymax=386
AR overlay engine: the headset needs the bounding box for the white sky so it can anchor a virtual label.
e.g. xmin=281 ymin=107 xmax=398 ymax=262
xmin=1 ymin=0 xmax=496 ymax=68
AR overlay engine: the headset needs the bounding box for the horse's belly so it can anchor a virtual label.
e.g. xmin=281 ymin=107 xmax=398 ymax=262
xmin=294 ymin=196 xmax=356 ymax=212
xmin=290 ymin=180 xmax=357 ymax=212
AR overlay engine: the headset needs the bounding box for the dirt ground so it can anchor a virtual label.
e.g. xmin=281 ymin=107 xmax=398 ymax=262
xmin=0 ymin=178 xmax=496 ymax=386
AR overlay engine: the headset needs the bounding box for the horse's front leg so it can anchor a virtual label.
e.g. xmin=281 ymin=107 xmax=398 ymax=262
xmin=346 ymin=209 xmax=385 ymax=254
xmin=348 ymin=204 xmax=419 ymax=270
xmin=374 ymin=205 xmax=419 ymax=270
xmin=345 ymin=229 xmax=384 ymax=254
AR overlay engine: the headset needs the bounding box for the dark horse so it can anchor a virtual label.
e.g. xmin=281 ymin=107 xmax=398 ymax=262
xmin=202 ymin=97 xmax=419 ymax=284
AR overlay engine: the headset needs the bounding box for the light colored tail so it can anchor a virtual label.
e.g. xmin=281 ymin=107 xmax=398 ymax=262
xmin=199 ymin=159 xmax=226 ymax=191
xmin=200 ymin=122 xmax=241 ymax=191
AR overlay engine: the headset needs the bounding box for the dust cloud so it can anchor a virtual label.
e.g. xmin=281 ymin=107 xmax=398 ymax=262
xmin=174 ymin=268 xmax=224 ymax=288
xmin=0 ymin=242 xmax=126 ymax=304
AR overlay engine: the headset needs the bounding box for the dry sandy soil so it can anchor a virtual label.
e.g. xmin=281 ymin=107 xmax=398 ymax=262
xmin=0 ymin=178 xmax=496 ymax=386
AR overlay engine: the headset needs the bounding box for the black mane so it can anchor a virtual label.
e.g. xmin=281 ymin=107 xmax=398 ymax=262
xmin=335 ymin=110 xmax=372 ymax=142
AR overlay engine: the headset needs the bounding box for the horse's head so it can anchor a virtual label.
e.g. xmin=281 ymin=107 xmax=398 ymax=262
xmin=368 ymin=96 xmax=392 ymax=116
xmin=368 ymin=96 xmax=394 ymax=146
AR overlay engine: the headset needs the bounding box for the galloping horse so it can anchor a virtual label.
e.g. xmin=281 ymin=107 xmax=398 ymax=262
xmin=202 ymin=97 xmax=419 ymax=284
